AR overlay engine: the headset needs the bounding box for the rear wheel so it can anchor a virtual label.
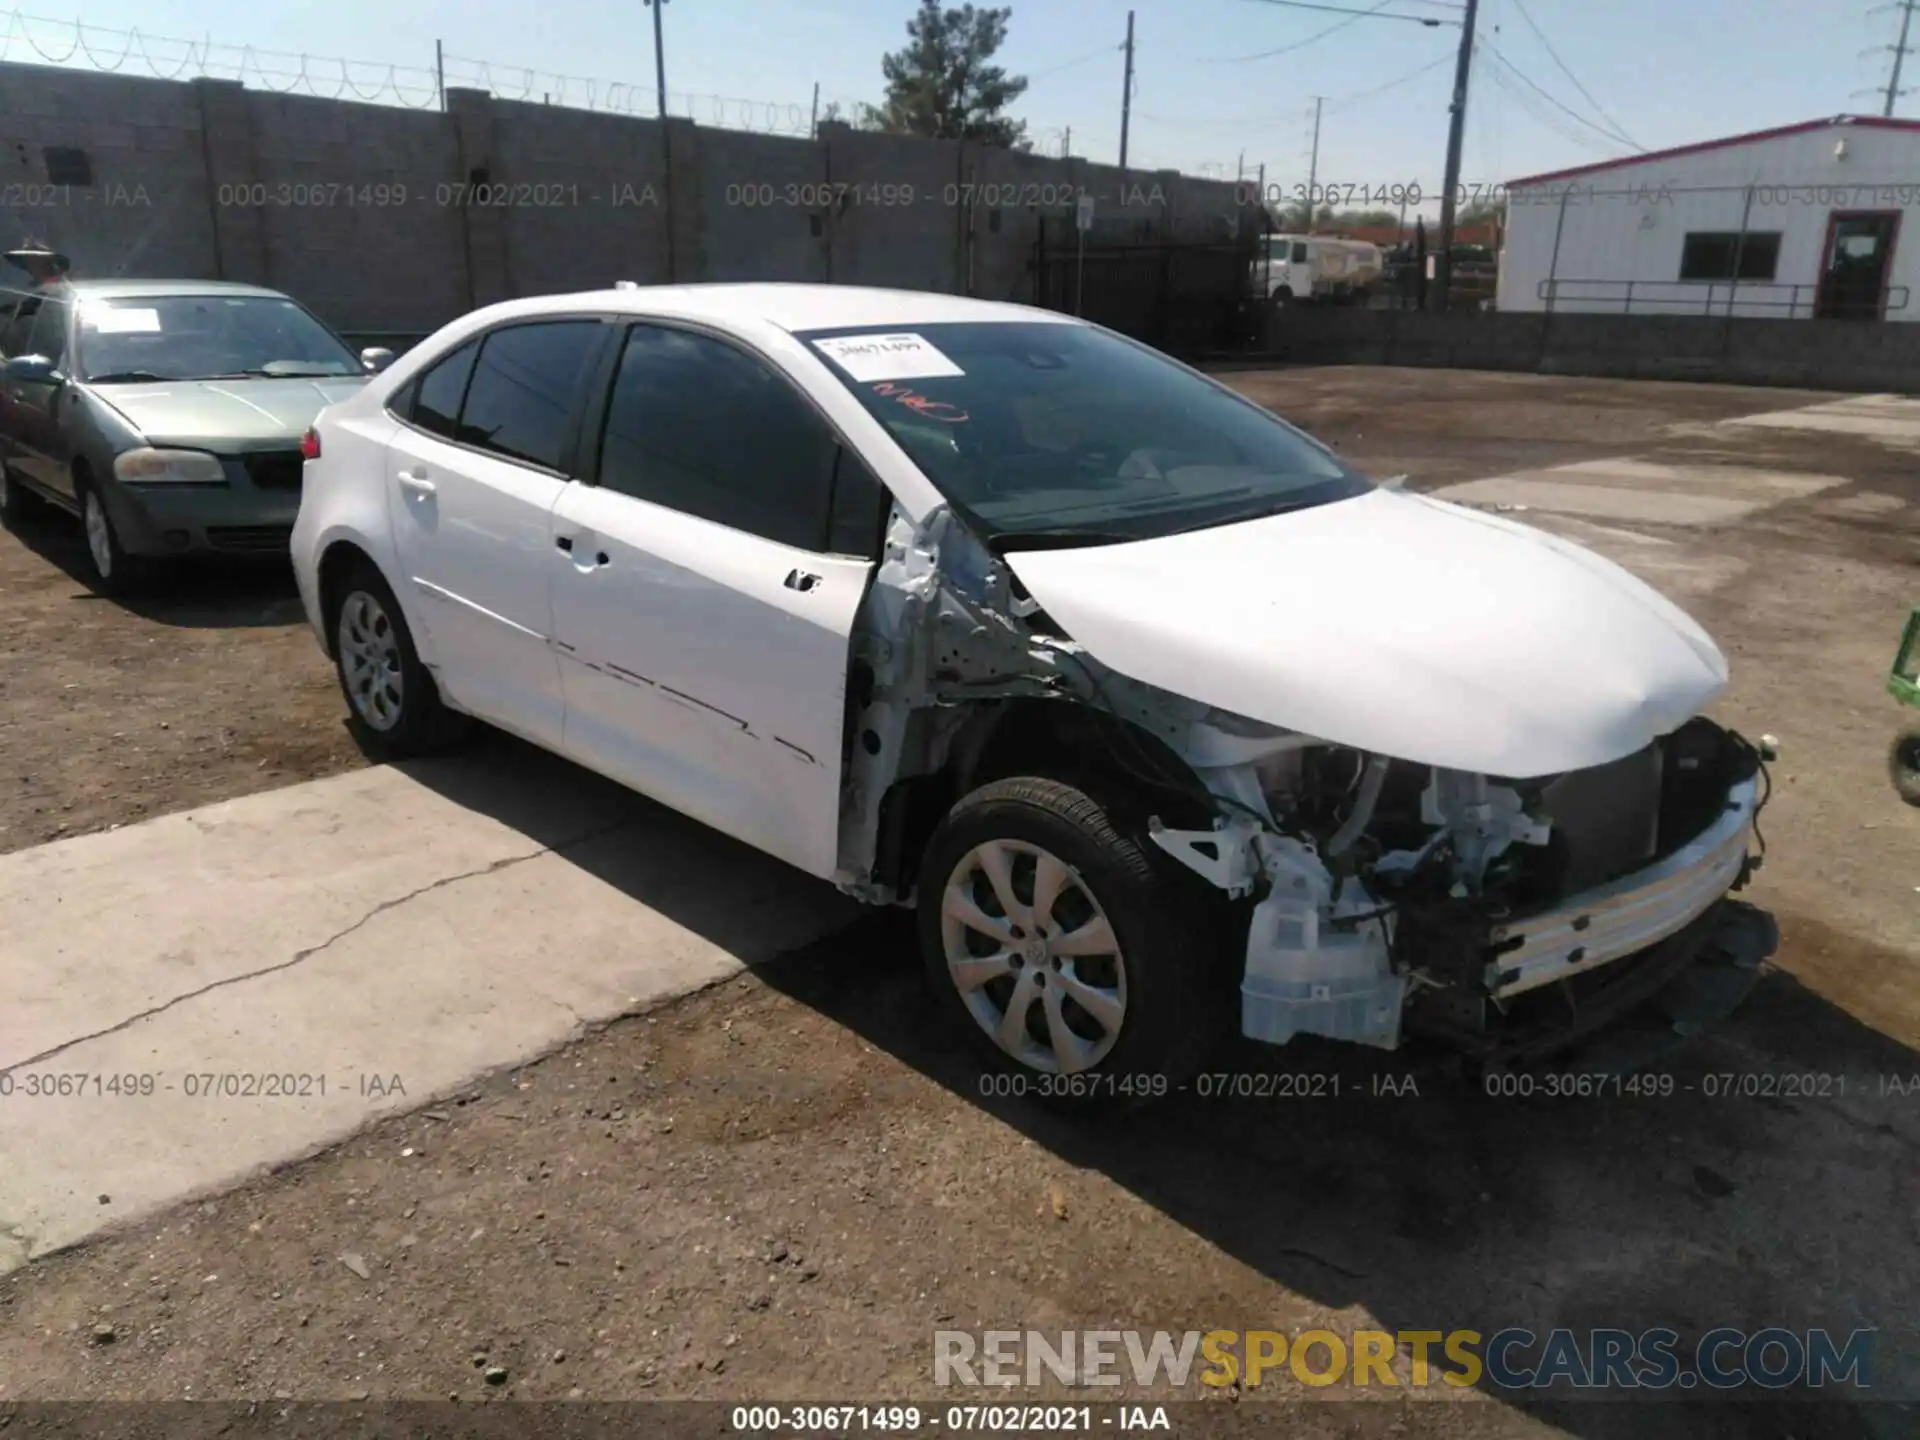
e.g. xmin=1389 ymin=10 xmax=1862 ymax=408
xmin=917 ymin=776 xmax=1222 ymax=1107
xmin=1892 ymin=730 xmax=1920 ymax=807
xmin=328 ymin=560 xmax=468 ymax=757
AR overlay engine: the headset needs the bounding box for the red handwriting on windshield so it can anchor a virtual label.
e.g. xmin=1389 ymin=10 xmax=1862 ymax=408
xmin=869 ymin=380 xmax=969 ymax=423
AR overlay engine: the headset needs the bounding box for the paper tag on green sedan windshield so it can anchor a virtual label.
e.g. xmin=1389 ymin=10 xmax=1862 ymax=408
xmin=812 ymin=332 xmax=964 ymax=382
xmin=90 ymin=307 xmax=161 ymax=334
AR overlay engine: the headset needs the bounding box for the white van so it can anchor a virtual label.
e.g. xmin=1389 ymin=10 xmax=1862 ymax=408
xmin=1256 ymin=233 xmax=1384 ymax=306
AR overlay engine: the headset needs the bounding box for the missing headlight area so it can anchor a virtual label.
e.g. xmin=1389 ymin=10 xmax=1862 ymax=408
xmin=1148 ymin=716 xmax=1769 ymax=1057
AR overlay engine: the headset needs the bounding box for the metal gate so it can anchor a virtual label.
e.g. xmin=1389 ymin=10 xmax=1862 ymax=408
xmin=1029 ymin=221 xmax=1261 ymax=357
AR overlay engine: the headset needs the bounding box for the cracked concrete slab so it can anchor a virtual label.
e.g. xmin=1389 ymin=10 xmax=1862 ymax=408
xmin=0 ymin=756 xmax=863 ymax=1275
xmin=1720 ymin=394 xmax=1920 ymax=450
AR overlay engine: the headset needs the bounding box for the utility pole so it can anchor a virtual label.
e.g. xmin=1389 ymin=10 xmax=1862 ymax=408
xmin=642 ymin=0 xmax=670 ymax=119
xmin=642 ymin=0 xmax=675 ymax=279
xmin=810 ymin=81 xmax=820 ymax=136
xmin=434 ymin=39 xmax=446 ymax=112
xmin=1118 ymin=11 xmax=1135 ymax=173
xmin=1305 ymin=96 xmax=1324 ymax=232
xmin=1886 ymin=0 xmax=1919 ymax=115
xmin=1063 ymin=125 xmax=1072 ymax=157
xmin=1433 ymin=0 xmax=1480 ymax=311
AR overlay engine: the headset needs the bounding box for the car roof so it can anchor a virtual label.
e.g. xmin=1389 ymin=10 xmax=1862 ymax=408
xmin=51 ymin=279 xmax=293 ymax=301
xmin=471 ymin=283 xmax=1081 ymax=335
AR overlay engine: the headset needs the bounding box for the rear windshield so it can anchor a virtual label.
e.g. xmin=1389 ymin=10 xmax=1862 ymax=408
xmin=798 ymin=321 xmax=1367 ymax=547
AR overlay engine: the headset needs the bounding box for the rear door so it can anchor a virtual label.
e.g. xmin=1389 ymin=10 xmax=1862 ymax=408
xmin=384 ymin=318 xmax=607 ymax=750
xmin=548 ymin=320 xmax=887 ymax=878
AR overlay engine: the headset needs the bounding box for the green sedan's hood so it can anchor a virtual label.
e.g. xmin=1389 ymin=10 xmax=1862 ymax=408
xmin=90 ymin=375 xmax=369 ymax=449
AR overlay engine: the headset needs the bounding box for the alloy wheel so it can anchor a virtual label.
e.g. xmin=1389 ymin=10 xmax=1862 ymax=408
xmin=939 ymin=838 xmax=1128 ymax=1074
xmin=337 ymin=589 xmax=405 ymax=732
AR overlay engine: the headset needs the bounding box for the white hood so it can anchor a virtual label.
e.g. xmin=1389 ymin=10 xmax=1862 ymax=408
xmin=1003 ymin=487 xmax=1729 ymax=778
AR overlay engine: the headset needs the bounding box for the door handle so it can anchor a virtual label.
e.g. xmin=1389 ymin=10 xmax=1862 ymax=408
xmin=555 ymin=534 xmax=574 ymax=552
xmin=397 ymin=469 xmax=436 ymax=496
xmin=556 ymin=534 xmax=610 ymax=567
xmin=784 ymin=568 xmax=822 ymax=592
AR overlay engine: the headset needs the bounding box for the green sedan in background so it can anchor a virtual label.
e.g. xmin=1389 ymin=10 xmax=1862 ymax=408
xmin=0 ymin=255 xmax=390 ymax=593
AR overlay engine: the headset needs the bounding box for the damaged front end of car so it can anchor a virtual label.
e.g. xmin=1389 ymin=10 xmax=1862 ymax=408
xmin=836 ymin=500 xmax=1779 ymax=1072
xmin=1145 ymin=713 xmax=1778 ymax=1070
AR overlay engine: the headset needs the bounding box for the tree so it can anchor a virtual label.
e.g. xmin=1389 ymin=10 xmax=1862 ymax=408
xmin=1458 ymin=197 xmax=1508 ymax=229
xmin=868 ymin=0 xmax=1030 ymax=148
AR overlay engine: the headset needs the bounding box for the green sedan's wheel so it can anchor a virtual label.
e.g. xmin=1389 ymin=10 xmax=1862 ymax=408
xmin=1892 ymin=730 xmax=1920 ymax=808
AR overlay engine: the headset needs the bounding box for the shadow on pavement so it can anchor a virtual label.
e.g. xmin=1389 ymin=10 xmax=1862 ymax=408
xmin=386 ymin=728 xmax=1918 ymax=1440
xmin=3 ymin=505 xmax=304 ymax=629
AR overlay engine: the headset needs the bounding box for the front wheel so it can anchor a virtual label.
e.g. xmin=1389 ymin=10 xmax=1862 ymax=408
xmin=916 ymin=776 xmax=1222 ymax=1107
xmin=1892 ymin=729 xmax=1920 ymax=807
xmin=75 ymin=478 xmax=152 ymax=596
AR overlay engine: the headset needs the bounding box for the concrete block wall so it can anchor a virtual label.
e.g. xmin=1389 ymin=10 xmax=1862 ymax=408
xmin=1253 ymin=304 xmax=1920 ymax=393
xmin=0 ymin=57 xmax=1248 ymax=339
xmin=0 ymin=66 xmax=218 ymax=281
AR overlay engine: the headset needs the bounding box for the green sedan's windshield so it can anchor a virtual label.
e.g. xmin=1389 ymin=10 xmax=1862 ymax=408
xmin=74 ymin=293 xmax=362 ymax=382
xmin=798 ymin=321 xmax=1368 ymax=548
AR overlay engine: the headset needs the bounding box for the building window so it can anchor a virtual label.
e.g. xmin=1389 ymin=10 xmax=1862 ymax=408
xmin=1679 ymin=231 xmax=1781 ymax=282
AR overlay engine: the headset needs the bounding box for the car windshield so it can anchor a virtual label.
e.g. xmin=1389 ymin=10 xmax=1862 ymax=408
xmin=798 ymin=321 xmax=1368 ymax=547
xmin=73 ymin=293 xmax=361 ymax=382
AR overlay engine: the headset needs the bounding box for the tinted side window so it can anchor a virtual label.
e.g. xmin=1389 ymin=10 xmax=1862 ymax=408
xmin=31 ymin=299 xmax=69 ymax=367
xmin=410 ymin=339 xmax=478 ymax=439
xmin=826 ymin=447 xmax=890 ymax=558
xmin=596 ymin=325 xmax=837 ymax=551
xmin=457 ymin=322 xmax=601 ymax=471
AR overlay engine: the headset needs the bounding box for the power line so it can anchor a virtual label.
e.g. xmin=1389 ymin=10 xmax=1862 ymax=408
xmin=1327 ymin=51 xmax=1453 ymax=111
xmin=1025 ymin=42 xmax=1122 ymax=85
xmin=1209 ymin=0 xmax=1430 ymax=62
xmin=1507 ymin=0 xmax=1640 ymax=148
xmin=1482 ymin=50 xmax=1621 ymax=154
xmin=1484 ymin=44 xmax=1640 ymax=151
xmin=1234 ymin=0 xmax=1456 ymax=26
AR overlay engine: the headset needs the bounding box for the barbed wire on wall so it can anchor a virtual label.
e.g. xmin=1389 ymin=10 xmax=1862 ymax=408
xmin=0 ymin=9 xmax=865 ymax=136
xmin=0 ymin=8 xmax=444 ymax=106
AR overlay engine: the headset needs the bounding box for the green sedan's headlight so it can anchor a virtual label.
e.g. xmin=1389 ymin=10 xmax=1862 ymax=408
xmin=113 ymin=448 xmax=228 ymax=485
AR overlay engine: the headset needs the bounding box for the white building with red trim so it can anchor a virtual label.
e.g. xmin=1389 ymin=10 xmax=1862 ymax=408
xmin=1496 ymin=115 xmax=1920 ymax=321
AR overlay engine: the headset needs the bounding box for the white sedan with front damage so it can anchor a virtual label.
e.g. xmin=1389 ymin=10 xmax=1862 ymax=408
xmin=290 ymin=283 xmax=1776 ymax=1102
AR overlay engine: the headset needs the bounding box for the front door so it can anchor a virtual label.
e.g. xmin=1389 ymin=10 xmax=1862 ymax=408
xmin=548 ymin=321 xmax=882 ymax=879
xmin=1816 ymin=212 xmax=1900 ymax=320
xmin=384 ymin=318 xmax=605 ymax=751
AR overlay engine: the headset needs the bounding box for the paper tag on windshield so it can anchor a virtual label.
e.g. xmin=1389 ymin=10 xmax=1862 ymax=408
xmin=812 ymin=332 xmax=963 ymax=382
xmin=90 ymin=307 xmax=161 ymax=334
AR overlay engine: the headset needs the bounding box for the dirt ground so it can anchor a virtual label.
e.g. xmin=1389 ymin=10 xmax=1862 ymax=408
xmin=2 ymin=368 xmax=1918 ymax=1438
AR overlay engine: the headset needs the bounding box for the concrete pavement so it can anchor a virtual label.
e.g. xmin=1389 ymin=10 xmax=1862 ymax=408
xmin=0 ymin=750 xmax=864 ymax=1276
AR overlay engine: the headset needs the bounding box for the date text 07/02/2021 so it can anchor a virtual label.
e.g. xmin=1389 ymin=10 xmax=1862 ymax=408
xmin=0 ymin=1070 xmax=409 ymax=1100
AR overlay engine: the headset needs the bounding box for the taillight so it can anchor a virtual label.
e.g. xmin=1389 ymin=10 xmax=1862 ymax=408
xmin=300 ymin=427 xmax=321 ymax=460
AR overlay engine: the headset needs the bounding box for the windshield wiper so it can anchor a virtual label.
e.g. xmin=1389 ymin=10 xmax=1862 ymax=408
xmin=985 ymin=528 xmax=1138 ymax=554
xmin=191 ymin=367 xmax=348 ymax=380
xmin=84 ymin=370 xmax=172 ymax=384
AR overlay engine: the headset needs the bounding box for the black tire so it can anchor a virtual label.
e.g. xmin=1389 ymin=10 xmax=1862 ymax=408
xmin=327 ymin=559 xmax=469 ymax=758
xmin=1892 ymin=730 xmax=1920 ymax=808
xmin=916 ymin=775 xmax=1226 ymax=1108
xmin=0 ymin=463 xmax=47 ymax=530
xmin=74 ymin=474 xmax=151 ymax=597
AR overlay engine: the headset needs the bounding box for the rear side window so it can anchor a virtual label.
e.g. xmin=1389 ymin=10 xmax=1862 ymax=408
xmin=594 ymin=324 xmax=839 ymax=551
xmin=456 ymin=322 xmax=601 ymax=472
xmin=409 ymin=339 xmax=478 ymax=440
xmin=1292 ymin=242 xmax=1310 ymax=263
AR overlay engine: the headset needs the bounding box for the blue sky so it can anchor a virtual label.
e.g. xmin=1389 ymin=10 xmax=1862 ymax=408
xmin=0 ymin=0 xmax=1898 ymax=193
